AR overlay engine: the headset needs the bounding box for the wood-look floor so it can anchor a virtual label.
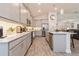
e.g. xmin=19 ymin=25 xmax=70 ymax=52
xmin=26 ymin=37 xmax=79 ymax=56
xmin=26 ymin=37 xmax=53 ymax=56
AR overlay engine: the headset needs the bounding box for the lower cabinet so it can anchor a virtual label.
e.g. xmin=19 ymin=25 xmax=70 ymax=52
xmin=9 ymin=33 xmax=31 ymax=56
xmin=9 ymin=42 xmax=24 ymax=56
xmin=0 ymin=32 xmax=31 ymax=56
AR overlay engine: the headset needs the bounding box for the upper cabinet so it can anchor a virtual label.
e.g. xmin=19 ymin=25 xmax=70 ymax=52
xmin=9 ymin=3 xmax=20 ymax=22
xmin=20 ymin=4 xmax=28 ymax=24
xmin=0 ymin=3 xmax=20 ymax=22
xmin=0 ymin=3 xmax=31 ymax=25
xmin=0 ymin=3 xmax=11 ymax=19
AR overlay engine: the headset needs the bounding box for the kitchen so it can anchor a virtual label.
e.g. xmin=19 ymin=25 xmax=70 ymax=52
xmin=0 ymin=3 xmax=79 ymax=56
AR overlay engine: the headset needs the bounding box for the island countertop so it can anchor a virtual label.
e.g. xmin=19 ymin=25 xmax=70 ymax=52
xmin=0 ymin=31 xmax=31 ymax=43
xmin=49 ymin=31 xmax=76 ymax=35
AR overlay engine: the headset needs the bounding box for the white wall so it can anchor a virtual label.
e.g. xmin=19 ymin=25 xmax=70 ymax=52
xmin=32 ymin=19 xmax=48 ymax=27
xmin=57 ymin=13 xmax=79 ymax=29
xmin=57 ymin=13 xmax=79 ymax=22
xmin=34 ymin=14 xmax=48 ymax=20
xmin=32 ymin=12 xmax=79 ymax=30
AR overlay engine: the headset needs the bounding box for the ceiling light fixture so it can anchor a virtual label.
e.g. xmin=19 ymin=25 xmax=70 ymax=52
xmin=54 ymin=7 xmax=57 ymax=11
xmin=12 ymin=3 xmax=19 ymax=6
xmin=53 ymin=4 xmax=57 ymax=11
xmin=38 ymin=3 xmax=41 ymax=5
xmin=38 ymin=9 xmax=41 ymax=13
xmin=21 ymin=9 xmax=28 ymax=13
xmin=60 ymin=8 xmax=64 ymax=15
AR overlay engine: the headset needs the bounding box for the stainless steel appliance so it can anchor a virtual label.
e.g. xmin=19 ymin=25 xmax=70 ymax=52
xmin=42 ymin=27 xmax=46 ymax=37
xmin=41 ymin=23 xmax=48 ymax=37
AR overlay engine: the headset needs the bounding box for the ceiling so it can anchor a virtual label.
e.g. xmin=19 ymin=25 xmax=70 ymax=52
xmin=24 ymin=3 xmax=79 ymax=19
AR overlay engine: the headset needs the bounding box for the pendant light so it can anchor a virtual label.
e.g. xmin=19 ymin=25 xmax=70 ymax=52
xmin=60 ymin=8 xmax=64 ymax=15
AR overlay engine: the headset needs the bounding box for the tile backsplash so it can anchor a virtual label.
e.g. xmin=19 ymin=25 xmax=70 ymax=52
xmin=0 ymin=19 xmax=22 ymax=36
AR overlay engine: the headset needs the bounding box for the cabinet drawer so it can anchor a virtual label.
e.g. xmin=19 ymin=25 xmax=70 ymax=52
xmin=9 ymin=33 xmax=31 ymax=50
xmin=9 ymin=42 xmax=23 ymax=56
xmin=9 ymin=34 xmax=31 ymax=56
xmin=9 ymin=37 xmax=23 ymax=50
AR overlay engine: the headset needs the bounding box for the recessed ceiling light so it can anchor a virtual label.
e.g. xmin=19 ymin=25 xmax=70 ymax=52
xmin=54 ymin=7 xmax=57 ymax=11
xmin=21 ymin=9 xmax=28 ymax=13
xmin=12 ymin=3 xmax=19 ymax=6
xmin=38 ymin=3 xmax=41 ymax=5
xmin=38 ymin=9 xmax=41 ymax=13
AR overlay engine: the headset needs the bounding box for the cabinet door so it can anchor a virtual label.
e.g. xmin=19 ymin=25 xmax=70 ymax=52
xmin=20 ymin=4 xmax=27 ymax=24
xmin=9 ymin=33 xmax=31 ymax=56
xmin=0 ymin=3 xmax=10 ymax=19
xmin=0 ymin=3 xmax=20 ymax=22
xmin=27 ymin=33 xmax=31 ymax=48
xmin=22 ymin=36 xmax=28 ymax=55
xmin=9 ymin=3 xmax=19 ymax=22
xmin=22 ymin=40 xmax=27 ymax=55
xmin=9 ymin=42 xmax=24 ymax=56
xmin=23 ymin=33 xmax=31 ymax=55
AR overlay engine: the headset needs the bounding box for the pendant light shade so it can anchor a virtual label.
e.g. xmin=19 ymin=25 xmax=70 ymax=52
xmin=60 ymin=8 xmax=64 ymax=15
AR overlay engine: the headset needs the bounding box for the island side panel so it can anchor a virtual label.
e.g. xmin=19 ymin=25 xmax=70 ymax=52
xmin=0 ymin=43 xmax=9 ymax=56
xmin=53 ymin=34 xmax=66 ymax=52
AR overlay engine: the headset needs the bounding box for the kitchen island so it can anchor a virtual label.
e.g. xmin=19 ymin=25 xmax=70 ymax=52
xmin=0 ymin=31 xmax=32 ymax=56
xmin=49 ymin=32 xmax=72 ymax=53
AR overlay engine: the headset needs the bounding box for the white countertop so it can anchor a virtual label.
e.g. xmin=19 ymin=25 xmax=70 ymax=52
xmin=49 ymin=31 xmax=76 ymax=35
xmin=0 ymin=31 xmax=31 ymax=43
